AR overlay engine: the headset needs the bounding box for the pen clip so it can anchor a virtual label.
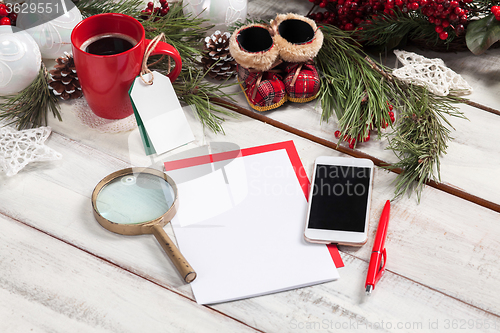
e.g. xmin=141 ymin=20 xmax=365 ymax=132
xmin=375 ymin=248 xmax=387 ymax=284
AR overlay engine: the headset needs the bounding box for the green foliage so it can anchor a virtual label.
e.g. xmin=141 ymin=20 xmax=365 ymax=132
xmin=73 ymin=0 xmax=144 ymax=18
xmin=316 ymin=25 xmax=392 ymax=144
xmin=317 ymin=25 xmax=465 ymax=200
xmin=357 ymin=10 xmax=436 ymax=49
xmin=0 ymin=65 xmax=61 ymax=130
xmin=386 ymin=86 xmax=465 ymax=201
xmin=466 ymin=14 xmax=500 ymax=54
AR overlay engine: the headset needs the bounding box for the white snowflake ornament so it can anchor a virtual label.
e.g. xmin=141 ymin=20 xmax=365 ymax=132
xmin=0 ymin=126 xmax=62 ymax=177
xmin=392 ymin=50 xmax=473 ymax=96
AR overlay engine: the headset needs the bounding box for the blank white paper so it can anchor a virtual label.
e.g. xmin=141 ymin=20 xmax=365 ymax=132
xmin=169 ymin=149 xmax=339 ymax=304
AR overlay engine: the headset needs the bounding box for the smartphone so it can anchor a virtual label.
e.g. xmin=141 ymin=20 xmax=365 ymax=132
xmin=304 ymin=156 xmax=374 ymax=246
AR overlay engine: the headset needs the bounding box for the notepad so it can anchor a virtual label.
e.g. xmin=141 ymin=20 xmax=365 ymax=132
xmin=165 ymin=141 xmax=341 ymax=304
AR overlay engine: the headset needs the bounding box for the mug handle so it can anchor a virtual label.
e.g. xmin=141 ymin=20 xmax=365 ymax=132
xmin=145 ymin=39 xmax=182 ymax=82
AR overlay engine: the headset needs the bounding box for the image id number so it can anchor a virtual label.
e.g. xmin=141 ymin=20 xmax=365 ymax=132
xmin=444 ymin=319 xmax=498 ymax=330
xmin=7 ymin=2 xmax=65 ymax=15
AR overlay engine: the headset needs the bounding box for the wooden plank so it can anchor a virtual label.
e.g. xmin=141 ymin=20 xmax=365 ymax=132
xmin=0 ymin=214 xmax=258 ymax=333
xmin=2 ymin=109 xmax=497 ymax=330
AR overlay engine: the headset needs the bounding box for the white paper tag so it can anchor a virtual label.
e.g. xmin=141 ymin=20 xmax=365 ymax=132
xmin=129 ymin=71 xmax=195 ymax=155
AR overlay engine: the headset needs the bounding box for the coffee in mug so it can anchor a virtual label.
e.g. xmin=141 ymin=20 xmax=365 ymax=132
xmin=81 ymin=33 xmax=138 ymax=56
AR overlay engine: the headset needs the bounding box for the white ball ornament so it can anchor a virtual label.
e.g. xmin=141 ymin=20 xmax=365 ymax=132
xmin=0 ymin=26 xmax=42 ymax=96
xmin=16 ymin=3 xmax=82 ymax=59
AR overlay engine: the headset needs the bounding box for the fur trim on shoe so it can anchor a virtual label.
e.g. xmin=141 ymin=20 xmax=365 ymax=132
xmin=229 ymin=24 xmax=280 ymax=72
xmin=272 ymin=13 xmax=324 ymax=63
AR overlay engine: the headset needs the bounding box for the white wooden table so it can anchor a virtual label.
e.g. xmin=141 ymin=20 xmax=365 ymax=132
xmin=1 ymin=1 xmax=500 ymax=332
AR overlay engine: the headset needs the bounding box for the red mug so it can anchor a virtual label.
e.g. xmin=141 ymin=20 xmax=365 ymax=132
xmin=71 ymin=13 xmax=182 ymax=119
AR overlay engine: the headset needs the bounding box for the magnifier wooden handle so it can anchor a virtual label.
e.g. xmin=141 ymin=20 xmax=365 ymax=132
xmin=151 ymin=224 xmax=197 ymax=283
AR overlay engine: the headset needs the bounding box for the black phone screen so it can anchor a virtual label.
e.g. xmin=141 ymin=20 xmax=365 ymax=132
xmin=307 ymin=164 xmax=371 ymax=232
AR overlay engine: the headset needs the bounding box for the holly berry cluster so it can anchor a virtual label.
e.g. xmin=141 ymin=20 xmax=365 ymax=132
xmin=334 ymin=106 xmax=395 ymax=149
xmin=0 ymin=3 xmax=17 ymax=26
xmin=307 ymin=0 xmax=470 ymax=40
xmin=140 ymin=0 xmax=170 ymax=21
xmin=491 ymin=6 xmax=500 ymax=20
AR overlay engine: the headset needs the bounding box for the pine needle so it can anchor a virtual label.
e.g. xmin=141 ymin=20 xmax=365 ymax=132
xmin=316 ymin=24 xmax=466 ymax=200
xmin=0 ymin=64 xmax=61 ymax=130
xmin=386 ymin=85 xmax=465 ymax=201
xmin=74 ymin=0 xmax=144 ymax=18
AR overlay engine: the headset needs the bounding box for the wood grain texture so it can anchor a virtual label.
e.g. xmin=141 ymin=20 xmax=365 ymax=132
xmin=0 ymin=214 xmax=258 ymax=333
xmin=1 ymin=104 xmax=489 ymax=332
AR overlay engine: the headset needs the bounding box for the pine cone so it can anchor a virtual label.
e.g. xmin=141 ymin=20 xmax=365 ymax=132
xmin=48 ymin=53 xmax=82 ymax=100
xmin=201 ymin=31 xmax=237 ymax=80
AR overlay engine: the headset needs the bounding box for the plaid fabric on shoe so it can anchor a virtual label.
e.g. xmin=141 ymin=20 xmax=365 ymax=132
xmin=238 ymin=65 xmax=287 ymax=112
xmin=283 ymin=62 xmax=320 ymax=103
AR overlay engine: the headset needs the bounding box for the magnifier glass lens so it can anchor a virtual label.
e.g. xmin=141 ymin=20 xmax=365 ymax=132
xmin=95 ymin=173 xmax=175 ymax=224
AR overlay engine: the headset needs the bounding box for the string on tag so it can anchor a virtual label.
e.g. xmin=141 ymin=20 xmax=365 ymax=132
xmin=140 ymin=33 xmax=171 ymax=85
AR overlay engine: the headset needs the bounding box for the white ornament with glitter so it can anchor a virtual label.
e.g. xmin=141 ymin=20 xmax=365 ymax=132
xmin=0 ymin=26 xmax=42 ymax=96
xmin=392 ymin=49 xmax=473 ymax=96
xmin=17 ymin=2 xmax=82 ymax=59
xmin=0 ymin=125 xmax=62 ymax=177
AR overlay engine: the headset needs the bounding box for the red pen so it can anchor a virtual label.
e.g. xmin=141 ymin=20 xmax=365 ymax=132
xmin=365 ymin=200 xmax=391 ymax=295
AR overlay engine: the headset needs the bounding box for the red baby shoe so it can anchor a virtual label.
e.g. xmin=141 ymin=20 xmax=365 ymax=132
xmin=229 ymin=23 xmax=286 ymax=111
xmin=272 ymin=13 xmax=323 ymax=103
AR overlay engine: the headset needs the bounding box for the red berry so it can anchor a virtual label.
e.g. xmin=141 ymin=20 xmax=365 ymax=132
xmin=363 ymin=132 xmax=370 ymax=142
xmin=442 ymin=20 xmax=450 ymax=27
xmin=0 ymin=7 xmax=7 ymax=16
xmin=0 ymin=17 xmax=10 ymax=25
xmin=389 ymin=111 xmax=394 ymax=117
xmin=349 ymin=140 xmax=356 ymax=149
xmin=439 ymin=31 xmax=449 ymax=40
xmin=334 ymin=130 xmax=341 ymax=138
xmin=160 ymin=0 xmax=167 ymax=5
xmin=435 ymin=25 xmax=444 ymax=33
xmin=345 ymin=23 xmax=355 ymax=30
xmin=147 ymin=1 xmax=154 ymax=9
xmin=161 ymin=8 xmax=169 ymax=16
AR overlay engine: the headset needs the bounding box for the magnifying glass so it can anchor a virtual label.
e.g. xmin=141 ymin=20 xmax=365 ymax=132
xmin=91 ymin=167 xmax=196 ymax=283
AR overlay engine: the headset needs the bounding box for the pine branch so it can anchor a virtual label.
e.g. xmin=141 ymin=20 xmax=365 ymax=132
xmin=73 ymin=0 xmax=144 ymax=18
xmin=0 ymin=64 xmax=61 ymax=130
xmin=317 ymin=24 xmax=466 ymax=200
xmin=316 ymin=25 xmax=392 ymax=144
xmin=356 ymin=10 xmax=444 ymax=48
xmin=386 ymin=85 xmax=466 ymax=201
